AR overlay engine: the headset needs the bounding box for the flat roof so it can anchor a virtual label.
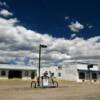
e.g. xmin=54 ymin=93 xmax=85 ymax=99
xmin=0 ymin=64 xmax=37 ymax=71
xmin=77 ymin=64 xmax=100 ymax=71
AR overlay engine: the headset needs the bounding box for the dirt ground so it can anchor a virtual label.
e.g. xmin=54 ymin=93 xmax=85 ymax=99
xmin=0 ymin=80 xmax=100 ymax=100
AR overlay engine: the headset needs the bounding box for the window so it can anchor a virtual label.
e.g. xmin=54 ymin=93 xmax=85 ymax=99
xmin=1 ymin=70 xmax=6 ymax=76
xmin=79 ymin=72 xmax=85 ymax=79
xmin=25 ymin=71 xmax=29 ymax=76
xmin=58 ymin=73 xmax=61 ymax=77
xmin=92 ymin=73 xmax=97 ymax=79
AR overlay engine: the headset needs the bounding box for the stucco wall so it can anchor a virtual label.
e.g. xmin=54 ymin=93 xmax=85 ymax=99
xmin=62 ymin=64 xmax=78 ymax=81
xmin=22 ymin=70 xmax=32 ymax=80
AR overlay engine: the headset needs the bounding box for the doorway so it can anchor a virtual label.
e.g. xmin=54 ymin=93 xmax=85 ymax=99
xmin=8 ymin=70 xmax=22 ymax=79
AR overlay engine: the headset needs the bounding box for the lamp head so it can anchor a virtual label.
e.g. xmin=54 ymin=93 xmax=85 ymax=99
xmin=40 ymin=44 xmax=47 ymax=48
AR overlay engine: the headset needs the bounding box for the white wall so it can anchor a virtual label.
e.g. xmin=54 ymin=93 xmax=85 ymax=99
xmin=39 ymin=65 xmax=78 ymax=81
xmin=22 ymin=70 xmax=31 ymax=80
xmin=0 ymin=70 xmax=34 ymax=80
xmin=76 ymin=64 xmax=100 ymax=82
xmin=40 ymin=65 xmax=78 ymax=81
xmin=62 ymin=64 xmax=78 ymax=81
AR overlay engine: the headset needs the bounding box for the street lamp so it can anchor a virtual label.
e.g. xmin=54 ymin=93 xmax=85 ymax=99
xmin=38 ymin=44 xmax=47 ymax=86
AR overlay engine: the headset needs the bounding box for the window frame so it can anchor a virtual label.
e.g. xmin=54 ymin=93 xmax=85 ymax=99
xmin=58 ymin=72 xmax=61 ymax=77
xmin=79 ymin=72 xmax=85 ymax=79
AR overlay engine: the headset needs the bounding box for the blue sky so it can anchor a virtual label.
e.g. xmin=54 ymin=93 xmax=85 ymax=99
xmin=0 ymin=0 xmax=100 ymax=66
xmin=1 ymin=0 xmax=100 ymax=38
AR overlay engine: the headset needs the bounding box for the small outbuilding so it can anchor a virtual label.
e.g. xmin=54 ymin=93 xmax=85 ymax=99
xmin=0 ymin=64 xmax=37 ymax=80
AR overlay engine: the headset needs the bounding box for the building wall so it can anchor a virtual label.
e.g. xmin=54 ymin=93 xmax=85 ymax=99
xmin=0 ymin=69 xmax=37 ymax=80
xmin=76 ymin=64 xmax=100 ymax=82
xmin=22 ymin=70 xmax=37 ymax=80
xmin=61 ymin=64 xmax=78 ymax=81
xmin=22 ymin=70 xmax=31 ymax=80
xmin=40 ymin=65 xmax=78 ymax=81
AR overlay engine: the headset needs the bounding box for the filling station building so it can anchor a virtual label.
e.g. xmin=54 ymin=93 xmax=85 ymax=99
xmin=0 ymin=62 xmax=100 ymax=82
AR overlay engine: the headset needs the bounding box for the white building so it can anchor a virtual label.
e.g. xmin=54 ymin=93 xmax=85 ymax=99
xmin=0 ymin=64 xmax=37 ymax=80
xmin=40 ymin=62 xmax=100 ymax=82
xmin=0 ymin=63 xmax=100 ymax=82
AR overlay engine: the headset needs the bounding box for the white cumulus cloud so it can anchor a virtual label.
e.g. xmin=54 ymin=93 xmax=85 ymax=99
xmin=0 ymin=1 xmax=8 ymax=7
xmin=0 ymin=3 xmax=99 ymax=66
xmin=68 ymin=21 xmax=84 ymax=32
xmin=65 ymin=16 xmax=70 ymax=20
xmin=71 ymin=33 xmax=76 ymax=39
xmin=88 ymin=25 xmax=93 ymax=29
xmin=0 ymin=9 xmax=13 ymax=17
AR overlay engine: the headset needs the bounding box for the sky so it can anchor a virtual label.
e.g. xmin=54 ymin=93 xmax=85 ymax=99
xmin=1 ymin=0 xmax=100 ymax=38
xmin=0 ymin=0 xmax=100 ymax=66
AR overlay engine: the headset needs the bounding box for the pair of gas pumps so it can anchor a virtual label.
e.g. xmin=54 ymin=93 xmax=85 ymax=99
xmin=31 ymin=71 xmax=58 ymax=88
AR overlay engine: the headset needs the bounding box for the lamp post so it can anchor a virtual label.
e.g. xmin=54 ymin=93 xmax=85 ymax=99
xmin=38 ymin=44 xmax=47 ymax=86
